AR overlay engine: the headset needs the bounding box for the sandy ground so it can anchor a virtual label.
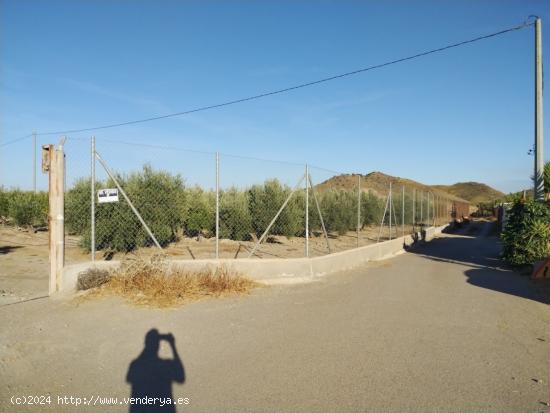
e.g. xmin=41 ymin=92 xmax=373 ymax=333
xmin=0 ymin=228 xmax=87 ymax=304
xmin=0 ymin=221 xmax=549 ymax=412
xmin=0 ymin=223 xmax=421 ymax=304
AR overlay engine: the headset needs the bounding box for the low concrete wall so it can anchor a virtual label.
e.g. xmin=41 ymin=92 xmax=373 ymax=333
xmin=61 ymin=224 xmax=449 ymax=293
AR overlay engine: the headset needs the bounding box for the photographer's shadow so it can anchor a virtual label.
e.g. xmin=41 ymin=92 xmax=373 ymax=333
xmin=126 ymin=329 xmax=185 ymax=413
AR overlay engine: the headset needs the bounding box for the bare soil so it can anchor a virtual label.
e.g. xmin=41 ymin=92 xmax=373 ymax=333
xmin=0 ymin=222 xmax=425 ymax=304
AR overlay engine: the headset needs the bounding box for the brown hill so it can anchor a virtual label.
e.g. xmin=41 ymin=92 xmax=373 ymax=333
xmin=315 ymin=171 xmax=469 ymax=203
xmin=431 ymin=182 xmax=504 ymax=204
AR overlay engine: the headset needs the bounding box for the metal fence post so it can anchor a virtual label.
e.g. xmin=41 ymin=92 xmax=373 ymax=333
xmin=215 ymin=152 xmax=220 ymax=259
xmin=305 ymin=164 xmax=309 ymax=258
xmin=389 ymin=182 xmax=392 ymax=240
xmin=435 ymin=195 xmax=438 ymax=226
xmin=357 ymin=174 xmax=361 ymax=248
xmin=420 ymin=191 xmax=423 ymax=226
xmin=308 ymin=173 xmax=331 ymax=254
xmin=33 ymin=131 xmax=37 ymax=193
xmin=412 ymin=188 xmax=415 ymax=228
xmin=402 ymin=186 xmax=405 ymax=238
xmin=432 ymin=193 xmax=435 ymax=226
xmin=426 ymin=192 xmax=430 ymax=226
xmin=377 ymin=190 xmax=390 ymax=243
xmin=432 ymin=193 xmax=436 ymax=226
xmin=91 ymin=136 xmax=96 ymax=262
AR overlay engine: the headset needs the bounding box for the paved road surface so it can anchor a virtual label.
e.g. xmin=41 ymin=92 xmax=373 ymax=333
xmin=1 ymin=221 xmax=549 ymax=412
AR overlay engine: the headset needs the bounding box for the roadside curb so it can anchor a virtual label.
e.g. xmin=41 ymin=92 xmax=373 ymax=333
xmin=60 ymin=224 xmax=450 ymax=293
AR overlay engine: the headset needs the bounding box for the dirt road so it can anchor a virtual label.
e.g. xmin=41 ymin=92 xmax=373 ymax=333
xmin=1 ymin=221 xmax=549 ymax=412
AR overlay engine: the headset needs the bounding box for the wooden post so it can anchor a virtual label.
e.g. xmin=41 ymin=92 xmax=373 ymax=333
xmin=46 ymin=144 xmax=64 ymax=295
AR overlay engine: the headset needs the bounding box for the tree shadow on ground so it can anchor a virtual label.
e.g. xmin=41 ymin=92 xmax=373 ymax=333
xmin=409 ymin=225 xmax=549 ymax=305
xmin=126 ymin=329 xmax=186 ymax=413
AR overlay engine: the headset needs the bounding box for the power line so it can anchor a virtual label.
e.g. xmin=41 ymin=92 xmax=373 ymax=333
xmin=94 ymin=138 xmax=329 ymax=168
xmin=0 ymin=19 xmax=533 ymax=147
xmin=0 ymin=134 xmax=34 ymax=147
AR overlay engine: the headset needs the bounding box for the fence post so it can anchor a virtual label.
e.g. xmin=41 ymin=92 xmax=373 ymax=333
xmin=48 ymin=141 xmax=65 ymax=295
xmin=377 ymin=191 xmax=390 ymax=243
xmin=412 ymin=188 xmax=415 ymax=228
xmin=426 ymin=192 xmax=430 ymax=226
xmin=389 ymin=182 xmax=392 ymax=240
xmin=437 ymin=195 xmax=445 ymax=225
xmin=308 ymin=173 xmax=331 ymax=254
xmin=435 ymin=195 xmax=438 ymax=226
xmin=33 ymin=131 xmax=37 ymax=193
xmin=357 ymin=174 xmax=361 ymax=248
xmin=305 ymin=164 xmax=309 ymax=258
xmin=91 ymin=136 xmax=96 ymax=262
xmin=433 ymin=193 xmax=436 ymax=226
xmin=402 ymin=186 xmax=405 ymax=238
xmin=428 ymin=192 xmax=434 ymax=226
xmin=420 ymin=191 xmax=423 ymax=226
xmin=46 ymin=143 xmax=55 ymax=294
xmin=215 ymin=152 xmax=220 ymax=259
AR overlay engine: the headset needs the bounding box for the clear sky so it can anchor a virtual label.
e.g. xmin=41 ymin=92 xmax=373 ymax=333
xmin=1 ymin=0 xmax=549 ymax=192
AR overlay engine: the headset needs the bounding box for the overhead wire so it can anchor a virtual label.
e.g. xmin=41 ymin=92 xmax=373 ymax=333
xmin=0 ymin=19 xmax=534 ymax=147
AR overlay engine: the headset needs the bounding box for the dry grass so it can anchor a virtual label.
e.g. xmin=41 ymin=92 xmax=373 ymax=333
xmin=77 ymin=267 xmax=111 ymax=290
xmin=84 ymin=254 xmax=261 ymax=307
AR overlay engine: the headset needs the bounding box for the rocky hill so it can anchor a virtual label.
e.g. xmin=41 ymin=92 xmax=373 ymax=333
xmin=315 ymin=171 xmax=469 ymax=203
xmin=431 ymin=182 xmax=504 ymax=204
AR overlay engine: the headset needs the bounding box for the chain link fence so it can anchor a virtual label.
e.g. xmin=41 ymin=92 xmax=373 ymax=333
xmin=1 ymin=137 xmax=470 ymax=265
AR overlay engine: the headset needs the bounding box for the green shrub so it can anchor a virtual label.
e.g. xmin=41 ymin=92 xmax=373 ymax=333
xmin=248 ymin=179 xmax=303 ymax=237
xmin=184 ymin=187 xmax=214 ymax=237
xmin=65 ymin=178 xmax=92 ymax=235
xmin=60 ymin=167 xmax=403 ymax=253
xmin=307 ymin=188 xmax=386 ymax=234
xmin=219 ymin=188 xmax=253 ymax=241
xmin=320 ymin=189 xmax=356 ymax=235
xmin=361 ymin=190 xmax=385 ymax=226
xmin=2 ymin=190 xmax=48 ymax=227
xmin=67 ymin=165 xmax=187 ymax=252
xmin=0 ymin=187 xmax=9 ymax=218
xmin=125 ymin=165 xmax=187 ymax=246
xmin=501 ymin=200 xmax=550 ymax=266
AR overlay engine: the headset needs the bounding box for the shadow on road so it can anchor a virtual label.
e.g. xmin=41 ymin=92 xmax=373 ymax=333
xmin=126 ymin=329 xmax=186 ymax=413
xmin=409 ymin=222 xmax=549 ymax=305
xmin=0 ymin=245 xmax=23 ymax=254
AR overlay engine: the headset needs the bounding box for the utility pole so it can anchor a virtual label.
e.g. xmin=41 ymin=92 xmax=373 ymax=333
xmin=534 ymin=17 xmax=544 ymax=200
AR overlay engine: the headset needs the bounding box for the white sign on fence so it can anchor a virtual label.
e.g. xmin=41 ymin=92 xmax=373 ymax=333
xmin=98 ymin=188 xmax=119 ymax=203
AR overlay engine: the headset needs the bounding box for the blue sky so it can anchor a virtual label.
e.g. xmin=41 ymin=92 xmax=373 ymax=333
xmin=1 ymin=0 xmax=549 ymax=192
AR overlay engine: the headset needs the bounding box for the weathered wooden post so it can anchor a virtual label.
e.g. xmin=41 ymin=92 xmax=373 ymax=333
xmin=43 ymin=142 xmax=65 ymax=295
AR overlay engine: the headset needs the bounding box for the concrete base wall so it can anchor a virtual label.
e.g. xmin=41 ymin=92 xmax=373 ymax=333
xmin=61 ymin=224 xmax=449 ymax=293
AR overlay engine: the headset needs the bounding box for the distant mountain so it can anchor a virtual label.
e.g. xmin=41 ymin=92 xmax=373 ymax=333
xmin=315 ymin=171 xmax=469 ymax=203
xmin=430 ymin=182 xmax=505 ymax=204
